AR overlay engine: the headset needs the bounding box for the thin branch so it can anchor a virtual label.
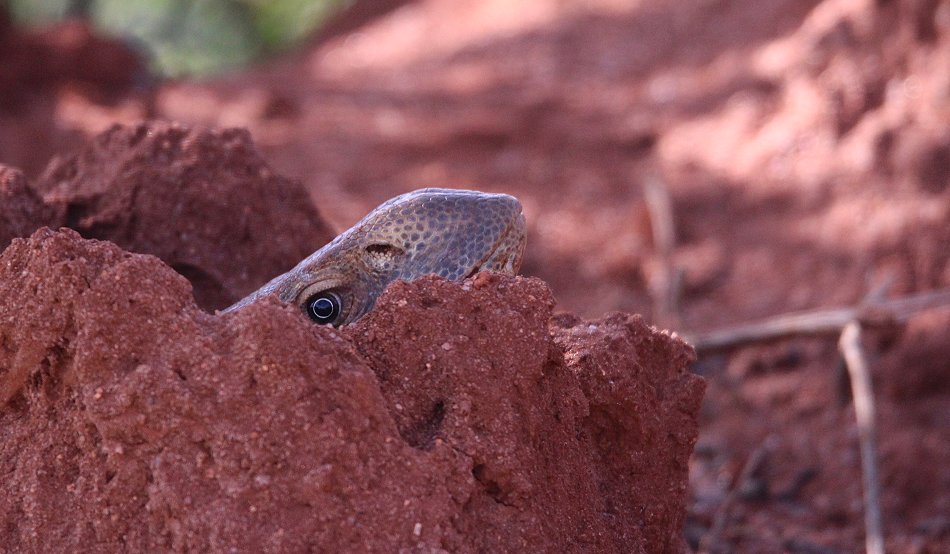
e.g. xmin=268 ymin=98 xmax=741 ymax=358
xmin=697 ymin=441 xmax=770 ymax=554
xmin=834 ymin=273 xmax=896 ymax=405
xmin=687 ymin=288 xmax=950 ymax=354
xmin=838 ymin=322 xmax=885 ymax=554
xmin=643 ymin=176 xmax=682 ymax=325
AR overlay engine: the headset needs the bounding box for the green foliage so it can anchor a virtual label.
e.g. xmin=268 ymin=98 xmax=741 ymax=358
xmin=93 ymin=0 xmax=262 ymax=76
xmin=7 ymin=0 xmax=346 ymax=76
xmin=247 ymin=0 xmax=346 ymax=51
xmin=9 ymin=0 xmax=74 ymax=22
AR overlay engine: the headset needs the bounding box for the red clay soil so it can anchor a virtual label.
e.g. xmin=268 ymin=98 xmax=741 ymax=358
xmin=0 ymin=228 xmax=702 ymax=553
xmin=0 ymin=165 xmax=63 ymax=248
xmin=1 ymin=0 xmax=949 ymax=552
xmin=32 ymin=121 xmax=335 ymax=310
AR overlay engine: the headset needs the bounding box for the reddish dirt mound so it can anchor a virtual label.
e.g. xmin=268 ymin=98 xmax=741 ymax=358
xmin=0 ymin=165 xmax=64 ymax=249
xmin=4 ymin=122 xmax=335 ymax=310
xmin=0 ymin=228 xmax=703 ymax=553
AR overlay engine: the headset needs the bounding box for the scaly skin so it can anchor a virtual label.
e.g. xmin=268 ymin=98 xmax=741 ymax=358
xmin=223 ymin=188 xmax=527 ymax=325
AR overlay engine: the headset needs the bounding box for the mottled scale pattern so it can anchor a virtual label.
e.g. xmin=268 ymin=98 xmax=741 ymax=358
xmin=224 ymin=188 xmax=527 ymax=325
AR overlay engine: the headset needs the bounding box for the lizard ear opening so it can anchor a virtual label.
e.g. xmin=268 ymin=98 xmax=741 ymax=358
xmin=364 ymin=243 xmax=405 ymax=272
xmin=365 ymin=243 xmax=403 ymax=256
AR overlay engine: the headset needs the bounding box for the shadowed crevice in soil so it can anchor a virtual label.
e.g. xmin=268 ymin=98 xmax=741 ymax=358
xmin=400 ymin=399 xmax=446 ymax=450
xmin=170 ymin=263 xmax=229 ymax=314
xmin=471 ymin=463 xmax=514 ymax=508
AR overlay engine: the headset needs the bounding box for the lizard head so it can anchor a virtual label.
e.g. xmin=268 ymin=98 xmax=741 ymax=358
xmin=223 ymin=188 xmax=526 ymax=326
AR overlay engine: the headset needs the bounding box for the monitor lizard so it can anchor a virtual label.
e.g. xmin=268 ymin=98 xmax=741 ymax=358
xmin=222 ymin=188 xmax=527 ymax=326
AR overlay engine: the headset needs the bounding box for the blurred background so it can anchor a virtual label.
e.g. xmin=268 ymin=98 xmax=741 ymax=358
xmin=1 ymin=0 xmax=948 ymax=552
xmin=8 ymin=0 xmax=346 ymax=75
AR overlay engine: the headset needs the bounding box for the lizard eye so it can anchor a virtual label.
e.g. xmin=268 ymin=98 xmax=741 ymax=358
xmin=305 ymin=291 xmax=342 ymax=324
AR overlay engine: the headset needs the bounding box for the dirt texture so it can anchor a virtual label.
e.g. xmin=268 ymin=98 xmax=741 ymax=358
xmin=1 ymin=0 xmax=949 ymax=551
xmin=0 ymin=165 xmax=64 ymax=250
xmin=35 ymin=121 xmax=336 ymax=310
xmin=4 ymin=121 xmax=334 ymax=310
xmin=0 ymin=228 xmax=702 ymax=553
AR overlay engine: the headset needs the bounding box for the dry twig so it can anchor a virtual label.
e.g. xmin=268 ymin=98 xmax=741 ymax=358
xmin=643 ymin=176 xmax=683 ymax=326
xmin=687 ymin=288 xmax=950 ymax=354
xmin=838 ymin=322 xmax=885 ymax=554
xmin=697 ymin=441 xmax=771 ymax=554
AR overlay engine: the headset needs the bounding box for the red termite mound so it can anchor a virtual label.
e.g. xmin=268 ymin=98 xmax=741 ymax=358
xmin=1 ymin=120 xmax=703 ymax=552
xmin=0 ymin=228 xmax=703 ymax=553
xmin=2 ymin=121 xmax=334 ymax=310
xmin=0 ymin=165 xmax=64 ymax=248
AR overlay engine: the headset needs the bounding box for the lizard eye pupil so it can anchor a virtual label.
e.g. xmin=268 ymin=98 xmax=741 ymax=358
xmin=306 ymin=292 xmax=342 ymax=324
